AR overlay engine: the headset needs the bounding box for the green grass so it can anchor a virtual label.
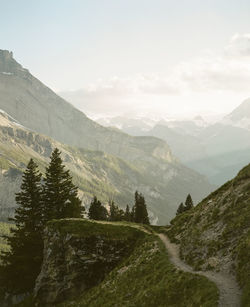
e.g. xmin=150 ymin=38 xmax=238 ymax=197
xmin=54 ymin=221 xmax=219 ymax=307
xmin=167 ymin=165 xmax=250 ymax=306
xmin=4 ymin=220 xmax=219 ymax=307
xmin=47 ymin=219 xmax=146 ymax=241
xmin=236 ymin=232 xmax=250 ymax=306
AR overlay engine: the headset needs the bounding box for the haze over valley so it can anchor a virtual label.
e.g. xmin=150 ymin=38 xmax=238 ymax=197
xmin=0 ymin=1 xmax=250 ymax=306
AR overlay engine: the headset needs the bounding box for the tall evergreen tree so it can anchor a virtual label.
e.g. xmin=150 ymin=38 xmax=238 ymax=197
xmin=124 ymin=205 xmax=131 ymax=222
xmin=109 ymin=201 xmax=124 ymax=221
xmin=176 ymin=202 xmax=185 ymax=215
xmin=0 ymin=159 xmax=43 ymax=293
xmin=88 ymin=196 xmax=108 ymax=221
xmin=133 ymin=191 xmax=150 ymax=224
xmin=184 ymin=194 xmax=194 ymax=211
xmin=42 ymin=148 xmax=83 ymax=222
xmin=130 ymin=205 xmax=135 ymax=222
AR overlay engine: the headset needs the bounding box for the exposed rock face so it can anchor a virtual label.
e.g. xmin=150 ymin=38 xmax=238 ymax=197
xmin=0 ymin=50 xmax=22 ymax=74
xmin=34 ymin=220 xmax=140 ymax=305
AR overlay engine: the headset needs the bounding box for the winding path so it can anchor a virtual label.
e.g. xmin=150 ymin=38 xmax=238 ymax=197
xmin=158 ymin=234 xmax=242 ymax=307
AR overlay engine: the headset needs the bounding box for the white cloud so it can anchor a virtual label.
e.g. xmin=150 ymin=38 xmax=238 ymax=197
xmin=225 ymin=33 xmax=250 ymax=57
xmin=175 ymin=53 xmax=250 ymax=92
xmin=60 ymin=33 xmax=250 ymax=117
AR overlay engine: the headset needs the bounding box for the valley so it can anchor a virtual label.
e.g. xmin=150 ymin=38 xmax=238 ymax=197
xmin=94 ymin=101 xmax=250 ymax=186
xmin=1 ymin=2 xmax=250 ymax=306
xmin=0 ymin=50 xmax=213 ymax=224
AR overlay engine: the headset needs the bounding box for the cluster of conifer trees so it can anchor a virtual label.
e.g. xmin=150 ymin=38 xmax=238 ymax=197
xmin=0 ymin=148 xmax=150 ymax=295
xmin=0 ymin=148 xmax=83 ymax=294
xmin=88 ymin=191 xmax=150 ymax=224
xmin=176 ymin=194 xmax=194 ymax=215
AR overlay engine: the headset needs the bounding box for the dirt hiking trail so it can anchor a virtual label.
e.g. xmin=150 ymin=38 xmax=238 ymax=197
xmin=158 ymin=234 xmax=242 ymax=307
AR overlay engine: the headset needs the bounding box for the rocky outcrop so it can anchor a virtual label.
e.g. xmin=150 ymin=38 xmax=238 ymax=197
xmin=34 ymin=219 xmax=142 ymax=306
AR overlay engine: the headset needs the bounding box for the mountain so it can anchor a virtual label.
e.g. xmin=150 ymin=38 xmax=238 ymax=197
xmin=223 ymin=98 xmax=250 ymax=130
xmin=0 ymin=50 xmax=173 ymax=164
xmin=168 ymin=163 xmax=250 ymax=305
xmin=104 ymin=111 xmax=250 ymax=186
xmin=0 ymin=111 xmax=186 ymax=224
xmin=0 ymin=50 xmax=214 ymax=224
xmin=96 ymin=116 xmax=155 ymax=132
xmin=185 ymin=123 xmax=250 ymax=184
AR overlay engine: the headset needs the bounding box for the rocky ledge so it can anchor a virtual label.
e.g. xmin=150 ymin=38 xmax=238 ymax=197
xmin=34 ymin=219 xmax=144 ymax=306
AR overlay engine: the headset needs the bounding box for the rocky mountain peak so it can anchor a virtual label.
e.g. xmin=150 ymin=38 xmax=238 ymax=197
xmin=0 ymin=49 xmax=26 ymax=74
xmin=0 ymin=50 xmax=13 ymax=59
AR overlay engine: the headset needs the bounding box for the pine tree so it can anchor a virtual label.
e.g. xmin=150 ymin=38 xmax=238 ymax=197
xmin=42 ymin=148 xmax=83 ymax=222
xmin=109 ymin=201 xmax=124 ymax=221
xmin=134 ymin=191 xmax=150 ymax=224
xmin=0 ymin=159 xmax=44 ymax=294
xmin=124 ymin=205 xmax=131 ymax=222
xmin=176 ymin=202 xmax=185 ymax=215
xmin=131 ymin=205 xmax=135 ymax=222
xmin=88 ymin=196 xmax=108 ymax=221
xmin=184 ymin=194 xmax=194 ymax=211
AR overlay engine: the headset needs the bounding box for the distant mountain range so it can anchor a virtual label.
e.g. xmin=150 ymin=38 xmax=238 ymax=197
xmin=0 ymin=50 xmax=214 ymax=224
xmin=96 ymin=100 xmax=250 ymax=185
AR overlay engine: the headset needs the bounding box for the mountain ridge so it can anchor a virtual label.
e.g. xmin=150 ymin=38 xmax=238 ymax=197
xmin=0 ymin=50 xmax=214 ymax=223
xmin=0 ymin=110 xmax=214 ymax=224
xmin=0 ymin=50 xmax=174 ymax=164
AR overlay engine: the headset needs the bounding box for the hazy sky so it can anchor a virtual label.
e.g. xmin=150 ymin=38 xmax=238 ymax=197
xmin=1 ymin=0 xmax=250 ymax=118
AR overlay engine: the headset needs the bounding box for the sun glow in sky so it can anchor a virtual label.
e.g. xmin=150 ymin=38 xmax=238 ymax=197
xmin=1 ymin=0 xmax=250 ymax=118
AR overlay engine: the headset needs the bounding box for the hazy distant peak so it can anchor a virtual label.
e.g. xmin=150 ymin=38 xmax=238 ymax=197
xmin=224 ymin=98 xmax=250 ymax=122
xmin=222 ymin=98 xmax=250 ymax=131
xmin=227 ymin=98 xmax=250 ymax=120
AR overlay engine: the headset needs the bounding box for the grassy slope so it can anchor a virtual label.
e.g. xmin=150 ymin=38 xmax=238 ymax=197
xmin=167 ymin=164 xmax=250 ymax=306
xmin=0 ymin=126 xmax=178 ymax=224
xmin=0 ymin=222 xmax=12 ymax=258
xmin=44 ymin=220 xmax=219 ymax=307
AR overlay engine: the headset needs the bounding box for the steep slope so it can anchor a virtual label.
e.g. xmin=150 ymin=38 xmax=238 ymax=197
xmin=0 ymin=50 xmax=214 ymax=223
xmin=167 ymin=164 xmax=250 ymax=306
xmin=0 ymin=50 xmax=175 ymax=164
xmin=0 ymin=111 xmax=213 ymax=224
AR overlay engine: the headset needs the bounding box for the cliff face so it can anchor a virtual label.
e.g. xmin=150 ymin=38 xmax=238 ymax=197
xmin=34 ymin=219 xmax=144 ymax=305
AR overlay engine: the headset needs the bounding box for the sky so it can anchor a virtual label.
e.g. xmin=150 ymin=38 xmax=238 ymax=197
xmin=1 ymin=0 xmax=250 ymax=119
